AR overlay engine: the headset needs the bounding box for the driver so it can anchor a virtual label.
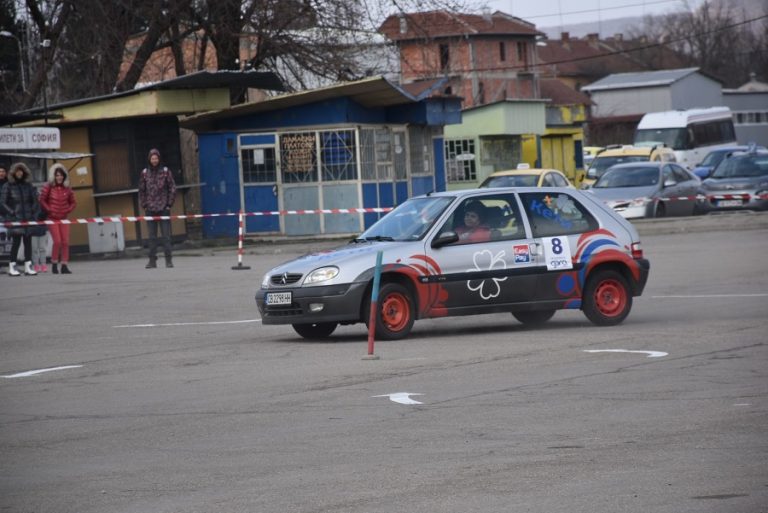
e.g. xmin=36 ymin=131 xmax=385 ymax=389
xmin=455 ymin=201 xmax=491 ymax=243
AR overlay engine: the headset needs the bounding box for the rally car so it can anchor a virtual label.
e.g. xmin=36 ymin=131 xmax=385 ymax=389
xmin=256 ymin=188 xmax=650 ymax=340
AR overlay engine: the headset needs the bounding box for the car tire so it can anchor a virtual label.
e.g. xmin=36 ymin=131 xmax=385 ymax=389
xmin=582 ymin=270 xmax=632 ymax=326
xmin=512 ymin=310 xmax=555 ymax=326
xmin=367 ymin=283 xmax=415 ymax=340
xmin=653 ymin=201 xmax=666 ymax=218
xmin=292 ymin=322 xmax=338 ymax=339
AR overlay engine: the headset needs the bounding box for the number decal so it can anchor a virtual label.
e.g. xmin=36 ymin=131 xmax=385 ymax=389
xmin=551 ymin=237 xmax=563 ymax=255
xmin=542 ymin=236 xmax=573 ymax=271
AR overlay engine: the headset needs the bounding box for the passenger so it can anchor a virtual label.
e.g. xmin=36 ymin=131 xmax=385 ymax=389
xmin=455 ymin=201 xmax=491 ymax=243
xmin=0 ymin=163 xmax=40 ymax=276
xmin=40 ymin=164 xmax=76 ymax=274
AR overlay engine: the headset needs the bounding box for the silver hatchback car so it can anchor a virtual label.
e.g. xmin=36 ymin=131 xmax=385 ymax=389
xmin=256 ymin=188 xmax=650 ymax=340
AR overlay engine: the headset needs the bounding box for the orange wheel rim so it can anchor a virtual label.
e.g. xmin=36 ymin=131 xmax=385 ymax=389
xmin=380 ymin=292 xmax=410 ymax=331
xmin=594 ymin=279 xmax=627 ymax=317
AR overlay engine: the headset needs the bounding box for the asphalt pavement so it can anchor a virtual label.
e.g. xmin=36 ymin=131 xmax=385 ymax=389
xmin=0 ymin=212 xmax=766 ymax=513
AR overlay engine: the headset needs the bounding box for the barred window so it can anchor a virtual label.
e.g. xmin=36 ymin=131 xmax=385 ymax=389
xmin=321 ymin=130 xmax=357 ymax=181
xmin=241 ymin=147 xmax=277 ymax=183
xmin=445 ymin=139 xmax=477 ymax=182
xmin=280 ymin=132 xmax=318 ymax=183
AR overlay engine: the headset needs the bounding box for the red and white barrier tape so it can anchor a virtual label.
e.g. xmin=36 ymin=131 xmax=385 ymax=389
xmin=1 ymin=207 xmax=393 ymax=227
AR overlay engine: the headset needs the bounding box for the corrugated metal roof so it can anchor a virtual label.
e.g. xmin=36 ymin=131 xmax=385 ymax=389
xmin=581 ymin=67 xmax=701 ymax=92
xmin=18 ymin=70 xmax=285 ymax=114
xmin=180 ymin=76 xmax=449 ymax=130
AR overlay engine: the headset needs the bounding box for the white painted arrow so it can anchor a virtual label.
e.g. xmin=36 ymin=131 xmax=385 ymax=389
xmin=1 ymin=365 xmax=83 ymax=378
xmin=584 ymin=349 xmax=668 ymax=358
xmin=373 ymin=392 xmax=424 ymax=405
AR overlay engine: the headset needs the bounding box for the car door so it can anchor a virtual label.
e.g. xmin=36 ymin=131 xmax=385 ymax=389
xmin=519 ymin=191 xmax=600 ymax=303
xmin=671 ymin=164 xmax=700 ymax=215
xmin=424 ymin=193 xmax=541 ymax=315
xmin=660 ymin=164 xmax=691 ymax=215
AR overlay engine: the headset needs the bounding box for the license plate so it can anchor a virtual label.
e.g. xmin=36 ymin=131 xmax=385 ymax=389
xmin=718 ymin=199 xmax=743 ymax=207
xmin=266 ymin=292 xmax=292 ymax=305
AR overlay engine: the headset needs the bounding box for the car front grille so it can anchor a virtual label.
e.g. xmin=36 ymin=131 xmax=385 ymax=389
xmin=270 ymin=273 xmax=303 ymax=286
xmin=264 ymin=303 xmax=303 ymax=316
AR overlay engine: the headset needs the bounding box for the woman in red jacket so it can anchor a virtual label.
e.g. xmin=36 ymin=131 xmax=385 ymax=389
xmin=40 ymin=164 xmax=76 ymax=274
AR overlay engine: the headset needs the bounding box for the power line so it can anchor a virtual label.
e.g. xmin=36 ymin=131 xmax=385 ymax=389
xmin=515 ymin=0 xmax=682 ymax=20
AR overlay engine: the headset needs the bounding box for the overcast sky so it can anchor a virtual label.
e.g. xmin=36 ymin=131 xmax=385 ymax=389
xmin=486 ymin=0 xmax=701 ymax=28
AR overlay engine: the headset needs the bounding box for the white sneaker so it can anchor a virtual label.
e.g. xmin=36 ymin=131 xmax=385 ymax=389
xmin=24 ymin=261 xmax=37 ymax=275
xmin=8 ymin=262 xmax=21 ymax=276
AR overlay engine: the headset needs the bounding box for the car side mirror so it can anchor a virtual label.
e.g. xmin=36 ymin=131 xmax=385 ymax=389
xmin=693 ymin=168 xmax=711 ymax=179
xmin=431 ymin=231 xmax=459 ymax=248
xmin=663 ymin=179 xmax=677 ymax=187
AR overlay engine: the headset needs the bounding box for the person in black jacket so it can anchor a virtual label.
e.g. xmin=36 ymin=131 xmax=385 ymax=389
xmin=0 ymin=163 xmax=40 ymax=276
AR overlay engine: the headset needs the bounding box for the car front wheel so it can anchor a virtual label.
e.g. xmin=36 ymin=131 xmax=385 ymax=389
xmin=292 ymin=322 xmax=338 ymax=339
xmin=582 ymin=270 xmax=632 ymax=326
xmin=367 ymin=283 xmax=416 ymax=340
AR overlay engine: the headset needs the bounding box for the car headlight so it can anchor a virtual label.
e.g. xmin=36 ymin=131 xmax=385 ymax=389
xmin=303 ymin=266 xmax=339 ymax=285
xmin=630 ymin=197 xmax=651 ymax=207
xmin=261 ymin=273 xmax=271 ymax=288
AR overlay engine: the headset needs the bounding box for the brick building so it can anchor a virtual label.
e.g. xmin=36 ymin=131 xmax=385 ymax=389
xmin=379 ymin=10 xmax=541 ymax=108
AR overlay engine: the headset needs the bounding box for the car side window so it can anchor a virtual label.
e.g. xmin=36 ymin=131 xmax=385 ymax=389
xmin=543 ymin=173 xmax=556 ymax=187
xmin=552 ymin=173 xmax=569 ymax=187
xmin=671 ymin=165 xmax=691 ymax=183
xmin=438 ymin=194 xmax=524 ymax=244
xmin=520 ymin=192 xmax=598 ymax=237
xmin=662 ymin=165 xmax=676 ymax=184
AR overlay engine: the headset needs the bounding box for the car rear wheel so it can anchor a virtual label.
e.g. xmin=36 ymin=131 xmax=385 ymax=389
xmin=367 ymin=283 xmax=415 ymax=340
xmin=582 ymin=270 xmax=632 ymax=326
xmin=512 ymin=310 xmax=555 ymax=326
xmin=292 ymin=322 xmax=338 ymax=339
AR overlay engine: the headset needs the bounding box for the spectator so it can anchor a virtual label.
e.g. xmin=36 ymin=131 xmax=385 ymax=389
xmin=455 ymin=201 xmax=491 ymax=243
xmin=40 ymin=163 xmax=76 ymax=274
xmin=0 ymin=165 xmax=7 ymax=273
xmin=29 ymin=212 xmax=48 ymax=273
xmin=0 ymin=163 xmax=40 ymax=276
xmin=138 ymin=148 xmax=176 ymax=269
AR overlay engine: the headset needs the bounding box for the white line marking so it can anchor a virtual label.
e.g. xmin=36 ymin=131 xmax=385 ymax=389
xmin=373 ymin=392 xmax=424 ymax=405
xmin=584 ymin=349 xmax=668 ymax=358
xmin=734 ymin=403 xmax=751 ymax=407
xmin=652 ymin=294 xmax=768 ymax=299
xmin=2 ymin=365 xmax=83 ymax=378
xmin=114 ymin=319 xmax=262 ymax=328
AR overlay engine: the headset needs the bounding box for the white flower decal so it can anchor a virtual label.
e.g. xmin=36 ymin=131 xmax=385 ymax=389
xmin=466 ymin=249 xmax=508 ymax=300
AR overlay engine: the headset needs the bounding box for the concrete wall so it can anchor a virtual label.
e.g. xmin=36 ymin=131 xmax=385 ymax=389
xmin=670 ymin=74 xmax=722 ymax=109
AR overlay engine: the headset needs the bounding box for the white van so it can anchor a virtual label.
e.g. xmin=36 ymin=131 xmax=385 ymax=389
xmin=634 ymin=107 xmax=737 ymax=169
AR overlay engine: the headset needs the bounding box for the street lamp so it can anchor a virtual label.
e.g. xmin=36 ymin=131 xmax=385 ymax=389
xmin=0 ymin=30 xmax=26 ymax=91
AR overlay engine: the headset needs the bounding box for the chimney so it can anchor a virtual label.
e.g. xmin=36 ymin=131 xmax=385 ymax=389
xmin=561 ymin=32 xmax=570 ymax=42
xmin=482 ymin=8 xmax=492 ymax=22
xmin=399 ymin=15 xmax=407 ymax=34
xmin=614 ymin=33 xmax=623 ymax=42
xmin=586 ymin=33 xmax=599 ymax=48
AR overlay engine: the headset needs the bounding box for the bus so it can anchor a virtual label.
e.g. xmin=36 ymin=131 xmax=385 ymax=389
xmin=634 ymin=107 xmax=736 ymax=169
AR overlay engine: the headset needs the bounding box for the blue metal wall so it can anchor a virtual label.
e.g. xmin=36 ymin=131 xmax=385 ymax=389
xmin=199 ymin=133 xmax=240 ymax=238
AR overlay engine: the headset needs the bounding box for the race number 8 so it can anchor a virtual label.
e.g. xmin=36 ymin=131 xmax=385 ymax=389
xmin=542 ymin=236 xmax=573 ymax=271
xmin=551 ymin=237 xmax=563 ymax=255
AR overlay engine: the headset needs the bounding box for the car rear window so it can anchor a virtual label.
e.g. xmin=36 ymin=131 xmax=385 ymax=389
xmin=481 ymin=174 xmax=538 ymax=188
xmin=520 ymin=192 xmax=598 ymax=237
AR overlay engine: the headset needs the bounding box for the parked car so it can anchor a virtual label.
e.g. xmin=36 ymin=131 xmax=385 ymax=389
xmin=587 ymin=162 xmax=703 ymax=219
xmin=693 ymin=145 xmax=768 ymax=179
xmin=583 ymin=146 xmax=604 ymax=167
xmin=699 ymin=147 xmax=768 ymax=212
xmin=256 ymin=188 xmax=650 ymax=340
xmin=479 ymin=164 xmax=574 ymax=189
xmin=582 ymin=144 xmax=677 ymax=189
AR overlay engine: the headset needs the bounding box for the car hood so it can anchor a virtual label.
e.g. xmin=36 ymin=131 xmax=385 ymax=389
xmin=587 ymin=185 xmax=659 ymax=202
xmin=264 ymin=240 xmax=420 ymax=285
xmin=702 ymin=176 xmax=767 ymax=192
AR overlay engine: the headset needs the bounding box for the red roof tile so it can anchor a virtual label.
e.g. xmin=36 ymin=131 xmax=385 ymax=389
xmin=379 ymin=10 xmax=539 ymax=41
xmin=539 ymin=79 xmax=592 ymax=106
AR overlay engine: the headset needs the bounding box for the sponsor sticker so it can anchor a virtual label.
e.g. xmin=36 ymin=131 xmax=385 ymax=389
xmin=513 ymin=244 xmax=530 ymax=263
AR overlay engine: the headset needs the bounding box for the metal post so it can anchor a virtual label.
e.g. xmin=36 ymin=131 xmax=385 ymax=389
xmin=231 ymin=210 xmax=251 ymax=270
xmin=363 ymin=251 xmax=383 ymax=360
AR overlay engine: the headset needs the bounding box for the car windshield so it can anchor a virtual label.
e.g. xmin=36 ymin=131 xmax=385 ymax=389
xmin=635 ymin=128 xmax=689 ymax=150
xmin=358 ymin=196 xmax=455 ymax=242
xmin=699 ymin=150 xmax=730 ymax=168
xmin=711 ymin=155 xmax=768 ymax=179
xmin=481 ymin=174 xmax=538 ymax=187
xmin=593 ymin=166 xmax=660 ymax=188
xmin=588 ymin=155 xmax=648 ymax=179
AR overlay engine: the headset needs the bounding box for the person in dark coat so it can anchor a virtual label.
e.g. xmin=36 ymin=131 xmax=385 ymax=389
xmin=138 ymin=148 xmax=176 ymax=269
xmin=0 ymin=163 xmax=40 ymax=276
xmin=0 ymin=165 xmax=7 ymax=273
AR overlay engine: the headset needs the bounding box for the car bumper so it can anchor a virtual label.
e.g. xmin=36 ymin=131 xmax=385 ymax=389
xmin=633 ymin=258 xmax=651 ymax=296
xmin=256 ymin=282 xmax=369 ymax=325
xmin=701 ymin=192 xmax=768 ymax=212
